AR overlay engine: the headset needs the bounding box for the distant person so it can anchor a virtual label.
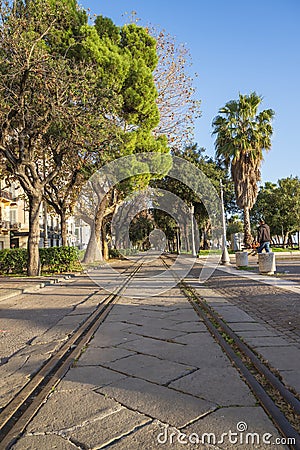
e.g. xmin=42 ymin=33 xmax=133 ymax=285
xmin=257 ymin=219 xmax=271 ymax=253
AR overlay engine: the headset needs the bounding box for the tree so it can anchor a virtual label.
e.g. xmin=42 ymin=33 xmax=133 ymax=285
xmin=77 ymin=19 xmax=169 ymax=263
xmin=150 ymin=28 xmax=201 ymax=151
xmin=226 ymin=215 xmax=243 ymax=241
xmin=0 ymin=0 xmax=117 ymax=274
xmin=251 ymin=177 xmax=300 ymax=247
xmin=212 ymin=92 xmax=274 ymax=247
xmin=152 ymin=144 xmax=233 ymax=251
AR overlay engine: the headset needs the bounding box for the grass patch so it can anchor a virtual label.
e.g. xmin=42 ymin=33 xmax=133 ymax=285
xmin=272 ymin=247 xmax=300 ymax=252
xmin=236 ymin=266 xmax=256 ymax=271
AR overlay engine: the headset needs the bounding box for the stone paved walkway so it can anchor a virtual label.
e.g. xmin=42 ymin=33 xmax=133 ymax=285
xmin=11 ymin=286 xmax=287 ymax=450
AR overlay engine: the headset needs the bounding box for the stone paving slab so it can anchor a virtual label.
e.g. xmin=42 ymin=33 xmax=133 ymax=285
xmin=167 ymin=309 xmax=204 ymax=322
xmin=242 ymin=336 xmax=293 ymax=347
xmin=77 ymin=346 xmax=136 ymax=366
xmin=27 ymin=390 xmax=122 ymax=433
xmin=99 ymin=376 xmax=217 ymax=428
xmin=105 ymin=420 xmax=215 ymax=450
xmin=212 ymin=305 xmax=257 ymax=323
xmin=103 ymin=353 xmax=197 ymax=385
xmin=236 ymin=329 xmax=281 ymax=338
xmin=61 ymin=365 xmax=128 ymax=390
xmin=174 ymin=331 xmax=218 ymax=346
xmin=255 ymin=345 xmax=300 ymax=371
xmin=117 ymin=333 xmax=232 ymax=369
xmin=163 ymin=321 xmax=208 ymax=332
xmin=11 ymin=434 xmax=79 ymax=449
xmin=88 ymin=331 xmax=137 ymax=348
xmin=169 ymin=365 xmax=255 ymax=407
xmin=124 ymin=324 xmax=187 ymax=340
xmin=183 ymin=406 xmax=288 ymax=450
xmin=280 ymin=370 xmax=300 ymax=392
xmin=66 ymin=407 xmax=151 ymax=449
xmin=228 ymin=322 xmax=274 ymax=332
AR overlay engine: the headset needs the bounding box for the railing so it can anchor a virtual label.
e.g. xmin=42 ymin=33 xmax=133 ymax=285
xmin=10 ymin=222 xmax=21 ymax=230
xmin=0 ymin=220 xmax=10 ymax=229
xmin=0 ymin=221 xmax=22 ymax=230
xmin=0 ymin=189 xmax=13 ymax=201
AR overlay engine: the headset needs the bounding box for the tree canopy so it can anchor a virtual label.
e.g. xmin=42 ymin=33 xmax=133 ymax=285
xmin=0 ymin=0 xmax=168 ymax=272
xmin=251 ymin=177 xmax=300 ymax=246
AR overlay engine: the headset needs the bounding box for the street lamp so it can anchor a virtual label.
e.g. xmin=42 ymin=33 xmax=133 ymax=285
xmin=220 ymin=180 xmax=230 ymax=265
xmin=190 ymin=204 xmax=197 ymax=257
xmin=175 ymin=226 xmax=180 ymax=255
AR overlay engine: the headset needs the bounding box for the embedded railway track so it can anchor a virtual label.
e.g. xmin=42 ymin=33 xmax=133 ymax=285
xmin=0 ymin=258 xmax=145 ymax=449
xmin=162 ymin=254 xmax=300 ymax=450
xmin=1 ymin=254 xmax=300 ymax=449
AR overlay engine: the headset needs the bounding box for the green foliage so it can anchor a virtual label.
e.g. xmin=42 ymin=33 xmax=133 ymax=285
xmin=39 ymin=246 xmax=81 ymax=273
xmin=226 ymin=215 xmax=243 ymax=239
xmin=212 ymin=92 xmax=274 ymax=247
xmin=0 ymin=247 xmax=81 ymax=274
xmin=94 ymin=15 xmax=120 ymax=44
xmin=152 ymin=144 xmax=234 ymax=231
xmin=0 ymin=249 xmax=28 ymax=274
xmin=129 ymin=213 xmax=154 ymax=249
xmin=108 ymin=248 xmax=122 ymax=259
xmin=251 ymin=177 xmax=300 ymax=239
xmin=212 ymin=92 xmax=275 ymax=210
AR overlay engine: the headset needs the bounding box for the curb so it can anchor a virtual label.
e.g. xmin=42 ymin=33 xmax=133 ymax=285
xmin=0 ymin=273 xmax=79 ymax=302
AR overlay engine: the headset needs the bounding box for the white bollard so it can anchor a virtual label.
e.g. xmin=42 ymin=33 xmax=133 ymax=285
xmin=258 ymin=252 xmax=276 ymax=274
xmin=235 ymin=251 xmax=249 ymax=267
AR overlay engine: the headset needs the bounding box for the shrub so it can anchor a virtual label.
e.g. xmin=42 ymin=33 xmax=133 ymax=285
xmin=0 ymin=248 xmax=28 ymax=274
xmin=39 ymin=246 xmax=82 ymax=273
xmin=0 ymin=246 xmax=82 ymax=275
xmin=108 ymin=248 xmax=122 ymax=259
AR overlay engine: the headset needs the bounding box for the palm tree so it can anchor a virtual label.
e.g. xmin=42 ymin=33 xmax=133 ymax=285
xmin=212 ymin=92 xmax=274 ymax=248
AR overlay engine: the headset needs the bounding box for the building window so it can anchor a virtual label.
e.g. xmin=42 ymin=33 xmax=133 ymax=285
xmin=10 ymin=210 xmax=17 ymax=225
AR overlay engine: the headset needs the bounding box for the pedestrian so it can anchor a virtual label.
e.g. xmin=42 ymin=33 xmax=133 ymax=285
xmin=257 ymin=219 xmax=271 ymax=253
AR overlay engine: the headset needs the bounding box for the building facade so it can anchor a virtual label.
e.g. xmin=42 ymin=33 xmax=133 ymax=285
xmin=0 ymin=180 xmax=90 ymax=250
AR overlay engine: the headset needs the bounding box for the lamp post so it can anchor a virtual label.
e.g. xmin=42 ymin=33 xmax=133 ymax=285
xmin=190 ymin=204 xmax=197 ymax=257
xmin=220 ymin=180 xmax=230 ymax=265
xmin=175 ymin=226 xmax=180 ymax=255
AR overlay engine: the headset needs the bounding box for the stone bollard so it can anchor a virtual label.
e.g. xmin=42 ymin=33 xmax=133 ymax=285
xmin=235 ymin=251 xmax=249 ymax=267
xmin=258 ymin=252 xmax=276 ymax=275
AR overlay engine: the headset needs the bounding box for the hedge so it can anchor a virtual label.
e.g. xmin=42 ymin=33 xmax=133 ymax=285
xmin=0 ymin=246 xmax=82 ymax=275
xmin=0 ymin=248 xmax=27 ymax=274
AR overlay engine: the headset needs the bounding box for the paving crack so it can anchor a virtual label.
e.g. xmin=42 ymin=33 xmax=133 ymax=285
xmin=163 ymin=367 xmax=198 ymax=387
xmin=96 ymin=420 xmax=153 ymax=449
xmin=177 ymin=407 xmax=219 ymax=430
xmin=124 ymin=332 xmax=187 ymax=345
xmin=52 ymin=407 xmax=124 ymax=435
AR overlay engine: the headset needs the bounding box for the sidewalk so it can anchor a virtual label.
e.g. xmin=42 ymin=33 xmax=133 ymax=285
xmin=197 ymin=255 xmax=300 ymax=293
xmin=0 ymin=274 xmax=75 ymax=302
xmin=1 ymin=261 xmax=299 ymax=448
xmin=188 ymin=258 xmax=300 ymax=394
xmin=11 ymin=285 xmax=289 ymax=449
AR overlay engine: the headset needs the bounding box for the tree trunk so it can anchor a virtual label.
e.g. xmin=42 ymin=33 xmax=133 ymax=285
xmin=60 ymin=211 xmax=68 ymax=247
xmin=243 ymin=206 xmax=253 ymax=248
xmin=102 ymin=233 xmax=109 ymax=260
xmin=82 ymin=193 xmax=112 ymax=264
xmin=83 ymin=223 xmax=103 ymax=263
xmin=184 ymin=223 xmax=189 ymax=252
xmin=28 ymin=195 xmax=42 ymax=276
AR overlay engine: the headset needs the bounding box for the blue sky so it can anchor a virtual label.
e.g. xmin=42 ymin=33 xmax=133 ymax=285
xmin=80 ymin=0 xmax=300 ymax=184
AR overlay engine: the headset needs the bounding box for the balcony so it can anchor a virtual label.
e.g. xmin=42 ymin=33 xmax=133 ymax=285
xmin=0 ymin=220 xmax=10 ymax=230
xmin=10 ymin=222 xmax=22 ymax=230
xmin=0 ymin=189 xmax=13 ymax=203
